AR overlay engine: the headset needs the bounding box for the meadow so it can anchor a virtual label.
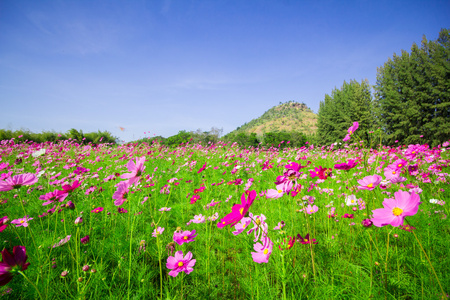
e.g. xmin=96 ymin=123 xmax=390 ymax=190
xmin=0 ymin=129 xmax=449 ymax=299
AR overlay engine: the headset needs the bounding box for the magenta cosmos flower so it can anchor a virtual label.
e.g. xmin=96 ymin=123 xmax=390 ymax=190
xmin=91 ymin=207 xmax=104 ymax=213
xmin=61 ymin=180 xmax=81 ymax=193
xmin=357 ymin=175 xmax=383 ymax=190
xmin=0 ymin=173 xmax=38 ymax=191
xmin=0 ymin=216 xmax=8 ymax=232
xmin=343 ymin=122 xmax=359 ymax=141
xmin=173 ymin=230 xmax=197 ymax=245
xmin=0 ymin=246 xmax=30 ymax=286
xmin=371 ymin=190 xmax=421 ymax=227
xmin=217 ymin=190 xmax=256 ymax=229
xmin=334 ymin=159 xmax=358 ymax=170
xmin=120 ymin=157 xmax=146 ymax=186
xmin=166 ymin=251 xmax=196 ymax=277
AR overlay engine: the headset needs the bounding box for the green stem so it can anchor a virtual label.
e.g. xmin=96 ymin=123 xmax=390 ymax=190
xmin=19 ymin=271 xmax=44 ymax=300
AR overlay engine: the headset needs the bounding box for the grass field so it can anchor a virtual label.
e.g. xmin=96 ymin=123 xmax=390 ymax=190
xmin=0 ymin=136 xmax=449 ymax=299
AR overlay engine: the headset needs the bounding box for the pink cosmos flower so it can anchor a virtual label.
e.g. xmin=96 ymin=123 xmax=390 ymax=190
xmin=152 ymin=227 xmax=165 ymax=237
xmin=80 ymin=235 xmax=89 ymax=244
xmin=159 ymin=207 xmax=172 ymax=212
xmin=173 ymin=230 xmax=197 ymax=245
xmin=296 ymin=233 xmax=318 ymax=244
xmin=357 ymin=175 xmax=383 ymax=190
xmin=61 ymin=180 xmax=81 ymax=193
xmin=53 ymin=235 xmax=71 ymax=248
xmin=91 ymin=207 xmax=104 ymax=213
xmin=0 ymin=246 xmax=30 ymax=286
xmin=0 ymin=216 xmax=8 ymax=232
xmin=217 ymin=190 xmax=256 ymax=229
xmin=113 ymin=181 xmax=130 ymax=206
xmin=251 ymin=237 xmax=273 ymax=263
xmin=305 ymin=204 xmax=318 ymax=214
xmin=371 ymin=190 xmax=421 ymax=227
xmin=197 ymin=162 xmax=207 ymax=174
xmin=273 ymin=221 xmax=285 ymax=230
xmin=166 ymin=251 xmax=196 ymax=277
xmin=121 ymin=157 xmax=146 ymax=186
xmin=232 ymin=217 xmax=252 ymax=235
xmin=11 ymin=216 xmax=33 ymax=227
xmin=0 ymin=173 xmax=38 ymax=191
xmin=190 ymin=195 xmax=200 ymax=204
xmin=266 ymin=184 xmax=285 ymax=199
xmin=334 ymin=159 xmax=358 ymax=170
xmin=39 ymin=190 xmax=68 ymax=206
xmin=192 ymin=214 xmax=205 ymax=224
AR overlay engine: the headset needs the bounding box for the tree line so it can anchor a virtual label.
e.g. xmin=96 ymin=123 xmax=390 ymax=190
xmin=0 ymin=128 xmax=118 ymax=144
xmin=317 ymin=28 xmax=450 ymax=147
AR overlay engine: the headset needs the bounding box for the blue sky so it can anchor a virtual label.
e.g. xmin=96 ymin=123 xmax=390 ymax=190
xmin=1 ymin=0 xmax=449 ymax=142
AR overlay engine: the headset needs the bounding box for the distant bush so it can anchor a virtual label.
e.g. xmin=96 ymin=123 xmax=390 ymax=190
xmin=0 ymin=128 xmax=118 ymax=144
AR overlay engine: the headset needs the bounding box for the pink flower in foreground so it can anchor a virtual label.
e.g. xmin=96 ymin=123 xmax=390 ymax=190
xmin=251 ymin=237 xmax=273 ymax=263
xmin=266 ymin=184 xmax=285 ymax=199
xmin=152 ymin=227 xmax=165 ymax=237
xmin=371 ymin=190 xmax=421 ymax=227
xmin=61 ymin=180 xmax=81 ymax=193
xmin=232 ymin=217 xmax=251 ymax=235
xmin=0 ymin=173 xmax=38 ymax=191
xmin=0 ymin=246 xmax=30 ymax=286
xmin=217 ymin=190 xmax=256 ymax=229
xmin=306 ymin=204 xmax=318 ymax=214
xmin=11 ymin=216 xmax=33 ymax=227
xmin=120 ymin=157 xmax=146 ymax=186
xmin=166 ymin=251 xmax=196 ymax=277
xmin=173 ymin=230 xmax=197 ymax=245
xmin=357 ymin=175 xmax=383 ymax=190
xmin=113 ymin=181 xmax=130 ymax=206
xmin=0 ymin=216 xmax=8 ymax=232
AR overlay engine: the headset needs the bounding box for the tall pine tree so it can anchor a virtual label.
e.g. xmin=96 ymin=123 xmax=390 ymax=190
xmin=374 ymin=28 xmax=450 ymax=146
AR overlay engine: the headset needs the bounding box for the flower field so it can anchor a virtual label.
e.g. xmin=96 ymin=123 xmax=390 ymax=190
xmin=0 ymin=131 xmax=449 ymax=299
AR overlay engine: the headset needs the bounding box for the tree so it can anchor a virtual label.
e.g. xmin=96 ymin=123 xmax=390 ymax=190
xmin=317 ymin=80 xmax=375 ymax=144
xmin=374 ymin=28 xmax=450 ymax=146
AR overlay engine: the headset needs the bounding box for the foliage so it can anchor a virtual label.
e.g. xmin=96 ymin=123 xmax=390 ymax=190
xmin=317 ymin=79 xmax=375 ymax=145
xmin=374 ymin=28 xmax=450 ymax=147
xmin=0 ymin=128 xmax=118 ymax=144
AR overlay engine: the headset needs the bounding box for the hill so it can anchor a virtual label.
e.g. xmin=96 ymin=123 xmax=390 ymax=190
xmin=229 ymin=101 xmax=318 ymax=136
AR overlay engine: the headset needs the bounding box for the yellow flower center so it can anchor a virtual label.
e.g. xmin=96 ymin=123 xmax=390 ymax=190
xmin=222 ymin=221 xmax=226 ymax=224
xmin=178 ymin=262 xmax=183 ymax=267
xmin=20 ymin=220 xmax=24 ymax=223
xmin=398 ymin=164 xmax=402 ymax=167
xmin=239 ymin=208 xmax=244 ymax=215
xmin=367 ymin=183 xmax=373 ymax=188
xmin=278 ymin=189 xmax=282 ymax=193
xmin=351 ymin=200 xmax=354 ymax=203
xmin=392 ymin=207 xmax=403 ymax=216
xmin=255 ymin=218 xmax=261 ymax=226
xmin=183 ymin=236 xmax=188 ymax=240
xmin=242 ymin=223 xmax=247 ymax=228
xmin=349 ymin=130 xmax=353 ymax=134
xmin=392 ymin=171 xmax=396 ymax=175
xmin=156 ymin=231 xmax=160 ymax=234
xmin=304 ymin=239 xmax=308 ymax=242
xmin=263 ymin=249 xmax=269 ymax=255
